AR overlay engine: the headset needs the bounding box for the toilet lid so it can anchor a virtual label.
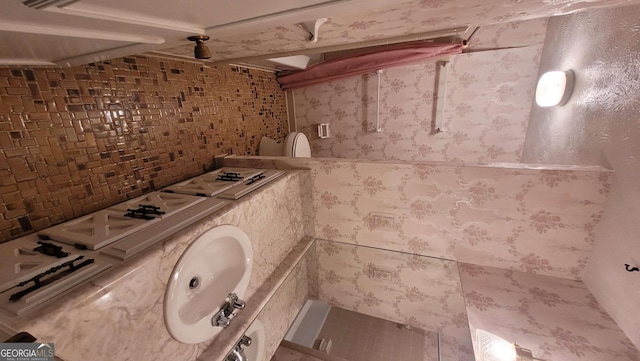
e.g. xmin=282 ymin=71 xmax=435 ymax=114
xmin=286 ymin=133 xmax=311 ymax=157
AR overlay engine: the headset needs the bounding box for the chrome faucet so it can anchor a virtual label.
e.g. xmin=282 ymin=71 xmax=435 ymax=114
xmin=225 ymin=336 xmax=252 ymax=361
xmin=212 ymin=293 xmax=246 ymax=328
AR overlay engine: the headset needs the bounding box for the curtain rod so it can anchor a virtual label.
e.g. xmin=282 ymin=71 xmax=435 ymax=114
xmin=211 ymin=26 xmax=470 ymax=66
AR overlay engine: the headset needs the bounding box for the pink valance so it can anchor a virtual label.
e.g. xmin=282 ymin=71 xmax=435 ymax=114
xmin=277 ymin=42 xmax=463 ymax=90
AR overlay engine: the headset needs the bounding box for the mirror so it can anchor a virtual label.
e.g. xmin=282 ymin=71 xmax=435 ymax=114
xmin=240 ymin=239 xmax=473 ymax=361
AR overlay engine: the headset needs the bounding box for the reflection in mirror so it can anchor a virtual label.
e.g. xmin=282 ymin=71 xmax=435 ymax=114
xmin=269 ymin=239 xmax=473 ymax=361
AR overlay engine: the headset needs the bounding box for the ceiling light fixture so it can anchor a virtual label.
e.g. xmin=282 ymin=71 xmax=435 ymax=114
xmin=535 ymin=70 xmax=575 ymax=107
xmin=187 ymin=35 xmax=212 ymax=60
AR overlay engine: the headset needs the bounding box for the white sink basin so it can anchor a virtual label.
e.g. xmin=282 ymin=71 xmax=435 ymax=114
xmin=164 ymin=225 xmax=253 ymax=344
xmin=244 ymin=319 xmax=266 ymax=361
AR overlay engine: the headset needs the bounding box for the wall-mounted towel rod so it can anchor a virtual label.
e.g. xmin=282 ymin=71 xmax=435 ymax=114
xmin=375 ymin=69 xmax=383 ymax=133
xmin=434 ymin=61 xmax=449 ymax=132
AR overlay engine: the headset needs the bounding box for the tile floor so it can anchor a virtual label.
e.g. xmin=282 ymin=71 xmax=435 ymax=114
xmin=316 ymin=306 xmax=425 ymax=361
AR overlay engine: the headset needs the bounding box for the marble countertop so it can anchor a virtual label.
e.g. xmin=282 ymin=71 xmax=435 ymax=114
xmin=0 ymin=171 xmax=311 ymax=361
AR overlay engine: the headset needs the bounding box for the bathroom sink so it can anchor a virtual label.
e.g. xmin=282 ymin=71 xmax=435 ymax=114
xmin=244 ymin=319 xmax=266 ymax=361
xmin=164 ymin=225 xmax=253 ymax=344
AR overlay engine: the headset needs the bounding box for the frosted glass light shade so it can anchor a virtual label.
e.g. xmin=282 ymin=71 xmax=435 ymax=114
xmin=477 ymin=330 xmax=517 ymax=361
xmin=477 ymin=329 xmax=536 ymax=361
xmin=535 ymin=70 xmax=575 ymax=107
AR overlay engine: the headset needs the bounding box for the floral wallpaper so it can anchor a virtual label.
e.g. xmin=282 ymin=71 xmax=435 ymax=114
xmin=294 ymin=44 xmax=543 ymax=163
xmin=224 ymin=156 xmax=612 ymax=280
xmin=220 ymin=157 xmax=636 ymax=358
xmin=160 ymin=0 xmax=631 ymax=61
xmin=310 ymin=160 xmax=612 ymax=280
xmin=314 ymin=239 xmax=475 ymax=361
xmin=458 ymin=263 xmax=640 ymax=361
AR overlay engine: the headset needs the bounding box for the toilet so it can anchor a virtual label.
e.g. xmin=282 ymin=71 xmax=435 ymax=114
xmin=259 ymin=132 xmax=311 ymax=157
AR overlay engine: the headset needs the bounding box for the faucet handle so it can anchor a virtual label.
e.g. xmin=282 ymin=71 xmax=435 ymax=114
xmin=214 ymin=315 xmax=231 ymax=328
xmin=233 ymin=298 xmax=246 ymax=310
xmin=228 ymin=292 xmax=245 ymax=309
xmin=239 ymin=335 xmax=252 ymax=347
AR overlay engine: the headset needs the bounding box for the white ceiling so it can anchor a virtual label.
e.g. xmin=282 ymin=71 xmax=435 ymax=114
xmin=0 ymin=0 xmax=639 ymax=67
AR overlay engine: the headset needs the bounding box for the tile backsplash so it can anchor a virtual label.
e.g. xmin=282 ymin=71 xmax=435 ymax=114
xmin=0 ymin=57 xmax=287 ymax=242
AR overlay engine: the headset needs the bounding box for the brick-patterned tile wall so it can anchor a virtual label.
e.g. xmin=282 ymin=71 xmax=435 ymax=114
xmin=0 ymin=56 xmax=287 ymax=243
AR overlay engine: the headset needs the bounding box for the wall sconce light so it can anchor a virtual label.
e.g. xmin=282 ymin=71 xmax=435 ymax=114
xmin=477 ymin=330 xmax=539 ymax=361
xmin=187 ymin=35 xmax=212 ymax=59
xmin=535 ymin=70 xmax=575 ymax=107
